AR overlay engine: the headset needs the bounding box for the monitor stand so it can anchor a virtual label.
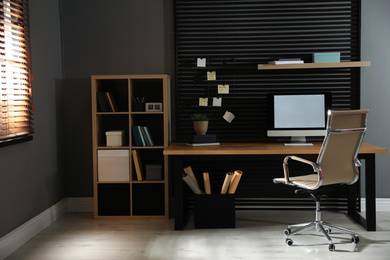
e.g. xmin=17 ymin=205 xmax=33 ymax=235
xmin=284 ymin=136 xmax=313 ymax=146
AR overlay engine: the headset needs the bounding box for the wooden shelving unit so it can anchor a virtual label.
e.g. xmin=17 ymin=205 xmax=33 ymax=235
xmin=91 ymin=74 xmax=171 ymax=219
xmin=258 ymin=61 xmax=370 ymax=70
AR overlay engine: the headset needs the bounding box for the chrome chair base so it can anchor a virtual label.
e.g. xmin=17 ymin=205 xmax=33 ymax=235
xmin=283 ymin=200 xmax=359 ymax=251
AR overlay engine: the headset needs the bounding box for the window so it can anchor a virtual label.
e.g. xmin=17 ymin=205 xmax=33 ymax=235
xmin=0 ymin=0 xmax=33 ymax=145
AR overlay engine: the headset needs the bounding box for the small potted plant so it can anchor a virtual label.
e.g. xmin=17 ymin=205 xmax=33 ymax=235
xmin=191 ymin=113 xmax=209 ymax=135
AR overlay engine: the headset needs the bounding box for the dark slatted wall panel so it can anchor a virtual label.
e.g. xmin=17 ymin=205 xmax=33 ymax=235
xmin=186 ymin=155 xmax=353 ymax=210
xmin=175 ymin=0 xmax=361 ymax=142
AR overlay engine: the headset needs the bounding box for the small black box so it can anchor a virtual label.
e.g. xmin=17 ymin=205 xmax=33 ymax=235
xmin=194 ymin=194 xmax=235 ymax=228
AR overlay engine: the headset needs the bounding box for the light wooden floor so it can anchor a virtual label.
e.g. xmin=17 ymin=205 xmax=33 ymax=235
xmin=5 ymin=210 xmax=390 ymax=260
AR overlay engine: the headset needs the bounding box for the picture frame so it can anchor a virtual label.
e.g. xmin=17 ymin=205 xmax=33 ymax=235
xmin=145 ymin=102 xmax=163 ymax=112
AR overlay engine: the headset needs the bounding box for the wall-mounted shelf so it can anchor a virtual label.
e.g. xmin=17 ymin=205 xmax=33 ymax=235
xmin=257 ymin=61 xmax=371 ymax=70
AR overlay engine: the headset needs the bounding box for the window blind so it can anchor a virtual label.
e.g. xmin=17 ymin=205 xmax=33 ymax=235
xmin=0 ymin=0 xmax=33 ymax=144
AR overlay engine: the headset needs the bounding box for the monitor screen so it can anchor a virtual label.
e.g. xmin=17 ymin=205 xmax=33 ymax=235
xmin=267 ymin=93 xmax=331 ymax=144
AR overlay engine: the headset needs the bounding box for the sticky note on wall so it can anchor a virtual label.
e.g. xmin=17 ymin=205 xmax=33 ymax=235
xmin=197 ymin=58 xmax=206 ymax=67
xmin=218 ymin=85 xmax=229 ymax=94
xmin=223 ymin=111 xmax=235 ymax=123
xmin=207 ymin=71 xmax=216 ymax=81
xmin=213 ymin=97 xmax=222 ymax=107
xmin=199 ymin=98 xmax=208 ymax=107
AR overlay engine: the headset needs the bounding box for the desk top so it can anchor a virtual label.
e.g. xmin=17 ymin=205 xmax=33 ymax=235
xmin=163 ymin=142 xmax=387 ymax=156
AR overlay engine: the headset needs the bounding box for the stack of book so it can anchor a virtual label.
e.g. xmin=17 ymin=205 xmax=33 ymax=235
xmin=97 ymin=91 xmax=118 ymax=112
xmin=186 ymin=134 xmax=220 ymax=146
xmin=132 ymin=125 xmax=154 ymax=146
xmin=268 ymin=58 xmax=304 ymax=65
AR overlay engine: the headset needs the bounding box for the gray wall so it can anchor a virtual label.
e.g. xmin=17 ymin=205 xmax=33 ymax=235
xmin=60 ymin=0 xmax=175 ymax=197
xmin=361 ymin=0 xmax=390 ymax=197
xmin=0 ymin=0 xmax=65 ymax=237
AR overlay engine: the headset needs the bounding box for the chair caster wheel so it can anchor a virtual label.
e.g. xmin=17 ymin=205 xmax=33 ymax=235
xmin=286 ymin=238 xmax=293 ymax=246
xmin=328 ymin=243 xmax=335 ymax=251
xmin=352 ymin=235 xmax=360 ymax=244
xmin=284 ymin=228 xmax=291 ymax=235
xmin=325 ymin=228 xmax=331 ymax=234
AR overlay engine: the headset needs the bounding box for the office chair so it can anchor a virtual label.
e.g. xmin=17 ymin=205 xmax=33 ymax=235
xmin=273 ymin=109 xmax=368 ymax=251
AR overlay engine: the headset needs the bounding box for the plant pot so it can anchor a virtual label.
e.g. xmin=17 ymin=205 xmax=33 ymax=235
xmin=193 ymin=121 xmax=208 ymax=135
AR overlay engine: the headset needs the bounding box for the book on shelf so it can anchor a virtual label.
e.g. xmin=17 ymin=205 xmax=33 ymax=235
xmin=105 ymin=92 xmax=118 ymax=112
xmin=97 ymin=92 xmax=110 ymax=112
xmin=268 ymin=59 xmax=304 ymax=65
xmin=137 ymin=126 xmax=146 ymax=146
xmin=105 ymin=92 xmax=115 ymax=112
xmin=132 ymin=149 xmax=144 ymax=181
xmin=110 ymin=92 xmax=119 ymax=111
xmin=143 ymin=126 xmax=154 ymax=146
xmin=96 ymin=91 xmax=118 ymax=112
xmin=139 ymin=126 xmax=155 ymax=146
xmin=132 ymin=125 xmax=155 ymax=147
xmin=186 ymin=142 xmax=220 ymax=147
xmin=140 ymin=127 xmax=151 ymax=146
xmin=96 ymin=92 xmax=105 ymax=112
xmin=132 ymin=125 xmax=143 ymax=146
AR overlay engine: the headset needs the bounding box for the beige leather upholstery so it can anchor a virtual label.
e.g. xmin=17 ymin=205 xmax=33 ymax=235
xmin=274 ymin=109 xmax=368 ymax=190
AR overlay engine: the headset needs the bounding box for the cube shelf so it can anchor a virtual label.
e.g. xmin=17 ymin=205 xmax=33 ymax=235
xmin=91 ymin=74 xmax=170 ymax=219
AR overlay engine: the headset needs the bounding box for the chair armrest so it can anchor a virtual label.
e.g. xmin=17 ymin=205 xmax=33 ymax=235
xmin=279 ymin=155 xmax=319 ymax=184
xmin=290 ymin=156 xmax=319 ymax=170
xmin=281 ymin=156 xmax=292 ymax=183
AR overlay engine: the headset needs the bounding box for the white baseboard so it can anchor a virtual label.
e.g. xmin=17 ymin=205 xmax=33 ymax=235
xmin=361 ymin=198 xmax=390 ymax=212
xmin=0 ymin=199 xmax=67 ymax=260
xmin=0 ymin=197 xmax=94 ymax=260
xmin=0 ymin=197 xmax=389 ymax=260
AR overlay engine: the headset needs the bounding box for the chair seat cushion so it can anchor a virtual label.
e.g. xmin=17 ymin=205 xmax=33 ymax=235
xmin=274 ymin=174 xmax=319 ymax=190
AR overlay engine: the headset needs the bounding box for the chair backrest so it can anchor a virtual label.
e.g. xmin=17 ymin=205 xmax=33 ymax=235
xmin=316 ymin=109 xmax=368 ymax=186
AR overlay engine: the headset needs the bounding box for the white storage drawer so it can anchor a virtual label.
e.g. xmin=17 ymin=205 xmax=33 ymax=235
xmin=98 ymin=150 xmax=130 ymax=181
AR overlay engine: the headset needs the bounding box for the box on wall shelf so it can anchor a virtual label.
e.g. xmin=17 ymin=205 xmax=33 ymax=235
xmin=145 ymin=164 xmax=162 ymax=180
xmin=194 ymin=194 xmax=235 ymax=228
xmin=313 ymin=52 xmax=340 ymax=63
xmin=98 ymin=150 xmax=130 ymax=181
xmin=106 ymin=130 xmax=125 ymax=146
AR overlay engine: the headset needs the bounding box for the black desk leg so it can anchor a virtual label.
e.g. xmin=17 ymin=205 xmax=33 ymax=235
xmin=173 ymin=157 xmax=184 ymax=230
xmin=365 ymin=154 xmax=376 ymax=231
xmin=348 ymin=154 xmax=376 ymax=231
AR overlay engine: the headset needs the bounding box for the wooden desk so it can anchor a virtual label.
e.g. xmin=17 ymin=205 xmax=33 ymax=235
xmin=164 ymin=142 xmax=387 ymax=231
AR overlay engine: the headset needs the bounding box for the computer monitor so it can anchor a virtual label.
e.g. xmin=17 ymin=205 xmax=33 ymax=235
xmin=267 ymin=93 xmax=332 ymax=145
